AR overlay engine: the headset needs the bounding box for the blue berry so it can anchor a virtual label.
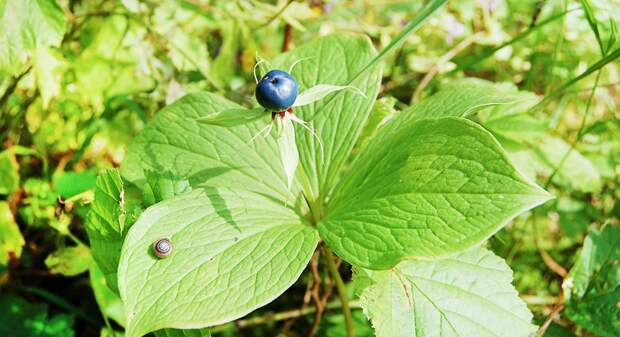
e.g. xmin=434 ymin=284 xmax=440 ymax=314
xmin=255 ymin=69 xmax=298 ymax=111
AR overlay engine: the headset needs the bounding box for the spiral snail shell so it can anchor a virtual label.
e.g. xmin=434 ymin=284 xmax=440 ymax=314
xmin=153 ymin=238 xmax=173 ymax=258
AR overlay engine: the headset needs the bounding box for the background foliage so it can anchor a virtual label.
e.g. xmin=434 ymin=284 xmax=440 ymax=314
xmin=0 ymin=0 xmax=619 ymax=336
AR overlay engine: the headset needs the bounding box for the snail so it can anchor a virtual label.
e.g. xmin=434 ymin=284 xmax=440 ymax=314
xmin=153 ymin=238 xmax=173 ymax=258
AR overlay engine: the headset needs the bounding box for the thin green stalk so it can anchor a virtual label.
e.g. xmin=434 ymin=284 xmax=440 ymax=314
xmin=579 ymin=0 xmax=605 ymax=55
xmin=528 ymin=45 xmax=620 ymax=114
xmin=20 ymin=286 xmax=100 ymax=326
xmin=66 ymin=231 xmax=88 ymax=247
xmin=348 ymin=0 xmax=447 ymax=85
xmin=261 ymin=0 xmax=294 ymax=27
xmin=545 ymin=46 xmax=620 ymax=99
xmin=454 ymin=8 xmax=577 ymax=73
xmin=543 ymin=0 xmax=568 ymax=96
xmin=210 ymin=299 xmax=361 ymax=333
xmin=544 ymin=69 xmax=602 ymax=189
xmin=309 ymin=0 xmax=446 ymax=204
xmin=324 ymin=246 xmax=354 ymax=337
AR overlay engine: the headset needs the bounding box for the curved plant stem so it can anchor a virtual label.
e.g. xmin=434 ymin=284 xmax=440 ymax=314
xmin=324 ymin=246 xmax=354 ymax=337
xmin=412 ymin=32 xmax=481 ymax=102
xmin=262 ymin=0 xmax=294 ymax=27
xmin=209 ymin=299 xmax=360 ymax=333
xmin=348 ymin=0 xmax=447 ymax=85
xmin=544 ymin=69 xmax=602 ymax=189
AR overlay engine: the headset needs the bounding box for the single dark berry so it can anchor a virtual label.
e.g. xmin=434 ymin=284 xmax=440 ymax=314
xmin=255 ymin=69 xmax=298 ymax=111
xmin=153 ymin=238 xmax=173 ymax=258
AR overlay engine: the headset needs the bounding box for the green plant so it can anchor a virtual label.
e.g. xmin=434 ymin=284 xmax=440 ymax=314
xmin=85 ymin=26 xmax=557 ymax=336
xmin=2 ymin=1 xmax=620 ymax=337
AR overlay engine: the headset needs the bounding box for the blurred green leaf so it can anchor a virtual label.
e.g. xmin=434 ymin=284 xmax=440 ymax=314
xmin=33 ymin=46 xmax=65 ymax=108
xmin=0 ymin=294 xmax=75 ymax=337
xmin=0 ymin=150 xmax=19 ymax=195
xmin=563 ymin=225 xmax=620 ymax=336
xmin=535 ymin=136 xmax=602 ymax=193
xmin=565 ymin=287 xmax=620 ymax=337
xmin=53 ymin=171 xmax=97 ymax=199
xmin=90 ymin=263 xmax=125 ymax=327
xmin=45 ymin=245 xmax=92 ymax=276
xmin=354 ymin=96 xmax=398 ymax=152
xmin=0 ymin=0 xmax=67 ymax=77
xmin=564 ymin=225 xmax=620 ymax=300
xmin=319 ymin=311 xmax=373 ymax=337
xmin=0 ymin=201 xmax=24 ymax=268
xmin=542 ymin=322 xmax=577 ymax=337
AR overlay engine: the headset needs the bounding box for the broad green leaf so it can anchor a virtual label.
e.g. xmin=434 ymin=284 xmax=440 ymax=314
xmin=292 ymin=84 xmax=365 ymax=107
xmin=565 ymin=286 xmax=620 ymax=337
xmin=210 ymin=19 xmax=240 ymax=88
xmin=534 ymin=136 xmax=602 ymax=193
xmin=90 ymin=264 xmax=126 ymax=327
xmin=72 ymin=16 xmax=155 ymax=109
xmin=100 ymin=327 xmax=124 ymax=337
xmin=0 ymin=150 xmax=19 ymax=195
xmin=118 ymin=188 xmax=318 ymax=337
xmin=85 ymin=170 xmax=126 ymax=292
xmin=278 ymin=117 xmax=299 ymax=188
xmin=272 ymin=34 xmax=382 ymax=203
xmin=320 ymin=117 xmax=551 ymax=269
xmin=543 ymin=323 xmax=578 ymax=337
xmin=0 ymin=0 xmax=67 ymax=77
xmin=196 ymin=107 xmax=267 ymax=127
xmin=0 ymin=202 xmax=24 ymax=267
xmin=357 ymin=248 xmax=537 ymax=337
xmin=406 ymin=78 xmax=539 ymax=121
xmin=484 ymin=113 xmax=548 ymax=142
xmin=154 ymin=328 xmax=211 ymax=337
xmin=45 ymin=245 xmax=92 ymax=276
xmin=53 ymin=171 xmax=97 ymax=199
xmin=563 ymin=225 xmax=620 ymax=300
xmin=121 ymin=92 xmax=293 ymax=204
xmin=155 ymin=20 xmax=209 ymax=75
xmin=362 ymin=79 xmax=541 ymax=176
xmin=354 ymin=96 xmax=398 ymax=154
xmin=33 ymin=46 xmax=64 ymax=108
xmin=320 ymin=311 xmax=374 ymax=337
xmin=142 ymin=171 xmax=192 ymax=206
xmin=0 ymin=294 xmax=75 ymax=337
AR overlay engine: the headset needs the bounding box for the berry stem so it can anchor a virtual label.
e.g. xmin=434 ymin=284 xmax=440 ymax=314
xmin=324 ymin=246 xmax=354 ymax=337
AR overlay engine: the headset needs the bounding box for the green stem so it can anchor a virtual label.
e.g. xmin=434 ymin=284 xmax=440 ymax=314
xmin=324 ymin=246 xmax=354 ymax=337
xmin=347 ymin=0 xmax=447 ymax=85
xmin=543 ymin=68 xmax=602 ymax=189
xmin=210 ymin=299 xmax=360 ymax=333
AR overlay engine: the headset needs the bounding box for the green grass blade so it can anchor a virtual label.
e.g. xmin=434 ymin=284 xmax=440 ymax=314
xmin=548 ymin=46 xmax=620 ymax=97
xmin=348 ymin=0 xmax=447 ymax=84
xmin=454 ymin=8 xmax=577 ymax=72
xmin=579 ymin=0 xmax=605 ymax=55
xmin=20 ymin=286 xmax=101 ymax=326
